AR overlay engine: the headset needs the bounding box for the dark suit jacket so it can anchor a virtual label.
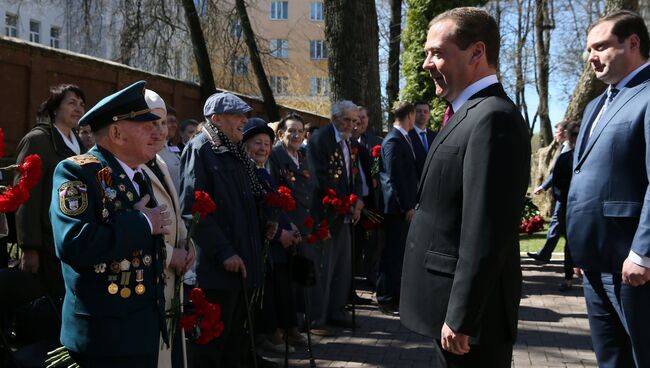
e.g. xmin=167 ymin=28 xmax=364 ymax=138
xmin=400 ymin=83 xmax=531 ymax=345
xmin=379 ymin=128 xmax=418 ymax=214
xmin=548 ymin=149 xmax=574 ymax=204
xmin=180 ymin=131 xmax=263 ymax=289
xmin=567 ymin=65 xmax=650 ymax=273
xmin=15 ymin=123 xmax=87 ymax=296
xmin=306 ymin=123 xmax=363 ymax=223
xmin=409 ymin=127 xmax=437 ymax=177
xmin=358 ymin=132 xmax=383 ymax=152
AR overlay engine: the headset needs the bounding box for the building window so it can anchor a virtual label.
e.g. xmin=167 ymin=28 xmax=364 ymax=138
xmin=310 ymin=77 xmax=329 ymax=96
xmin=270 ymin=39 xmax=288 ymax=58
xmin=230 ymin=19 xmax=242 ymax=38
xmin=270 ymin=76 xmax=289 ymax=95
xmin=230 ymin=56 xmax=248 ymax=75
xmin=29 ymin=20 xmax=40 ymax=43
xmin=310 ymin=2 xmax=324 ymax=21
xmin=309 ymin=40 xmax=327 ymax=60
xmin=50 ymin=26 xmax=60 ymax=48
xmin=5 ymin=13 xmax=18 ymax=37
xmin=270 ymin=1 xmax=288 ymax=20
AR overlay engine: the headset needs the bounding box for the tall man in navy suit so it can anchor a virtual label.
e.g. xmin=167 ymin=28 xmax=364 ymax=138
xmin=376 ymin=101 xmax=419 ymax=315
xmin=400 ymin=8 xmax=530 ymax=367
xmin=409 ymin=101 xmax=437 ymax=176
xmin=567 ymin=11 xmax=650 ymax=368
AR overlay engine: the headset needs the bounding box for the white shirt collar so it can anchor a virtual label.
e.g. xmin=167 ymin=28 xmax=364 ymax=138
xmin=54 ymin=125 xmax=81 ymax=155
xmin=413 ymin=125 xmax=427 ymax=135
xmin=614 ymin=61 xmax=650 ymax=90
xmin=331 ymin=123 xmax=343 ymax=143
xmin=114 ymin=157 xmax=141 ymax=184
xmin=394 ymin=125 xmax=410 ymax=137
xmin=450 ymin=74 xmax=499 ymax=113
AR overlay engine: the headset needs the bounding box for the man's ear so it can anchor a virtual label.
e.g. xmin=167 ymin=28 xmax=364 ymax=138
xmin=210 ymin=114 xmax=221 ymax=128
xmin=107 ymin=124 xmax=122 ymax=144
xmin=470 ymin=42 xmax=486 ymax=64
xmin=628 ymin=33 xmax=641 ymax=53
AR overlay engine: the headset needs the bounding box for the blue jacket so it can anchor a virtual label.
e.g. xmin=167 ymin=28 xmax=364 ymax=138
xmin=567 ymin=64 xmax=650 ymax=272
xmin=179 ymin=131 xmax=263 ymax=289
xmin=50 ymin=146 xmax=166 ymax=356
xmin=380 ymin=128 xmax=419 ymax=214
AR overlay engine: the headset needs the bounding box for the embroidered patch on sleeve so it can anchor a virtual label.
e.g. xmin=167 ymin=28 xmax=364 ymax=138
xmin=58 ymin=181 xmax=88 ymax=216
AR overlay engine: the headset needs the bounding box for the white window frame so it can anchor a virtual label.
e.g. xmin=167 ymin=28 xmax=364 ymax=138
xmin=310 ymin=2 xmax=324 ymax=21
xmin=270 ymin=39 xmax=288 ymax=58
xmin=270 ymin=1 xmax=289 ymax=20
xmin=29 ymin=20 xmax=40 ymax=43
xmin=230 ymin=56 xmax=248 ymax=75
xmin=230 ymin=19 xmax=242 ymax=38
xmin=270 ymin=76 xmax=289 ymax=95
xmin=5 ymin=13 xmax=18 ymax=37
xmin=309 ymin=77 xmax=329 ymax=96
xmin=50 ymin=26 xmax=61 ymax=48
xmin=309 ymin=40 xmax=327 ymax=60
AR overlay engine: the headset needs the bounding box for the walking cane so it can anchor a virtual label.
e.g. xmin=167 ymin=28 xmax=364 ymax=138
xmin=241 ymin=273 xmax=258 ymax=368
xmin=303 ymin=291 xmax=317 ymax=368
xmin=350 ymin=223 xmax=356 ymax=335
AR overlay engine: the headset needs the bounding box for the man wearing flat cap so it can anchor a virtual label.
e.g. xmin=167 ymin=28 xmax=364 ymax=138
xmin=180 ymin=92 xmax=268 ymax=367
xmin=50 ymin=80 xmax=171 ymax=368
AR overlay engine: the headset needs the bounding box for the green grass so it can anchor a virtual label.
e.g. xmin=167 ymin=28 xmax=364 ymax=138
xmin=519 ymin=222 xmax=565 ymax=253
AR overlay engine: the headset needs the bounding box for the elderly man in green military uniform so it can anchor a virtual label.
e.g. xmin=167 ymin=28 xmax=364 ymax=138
xmin=50 ymin=80 xmax=171 ymax=367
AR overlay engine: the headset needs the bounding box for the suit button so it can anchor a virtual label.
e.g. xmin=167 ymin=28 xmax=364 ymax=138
xmin=574 ymin=169 xmax=580 ymax=174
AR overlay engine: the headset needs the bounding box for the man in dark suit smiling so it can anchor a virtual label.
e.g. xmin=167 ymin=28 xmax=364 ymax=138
xmin=399 ymin=8 xmax=530 ymax=368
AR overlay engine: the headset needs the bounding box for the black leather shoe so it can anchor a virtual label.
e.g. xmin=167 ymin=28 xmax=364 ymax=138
xmin=378 ymin=304 xmax=399 ymax=316
xmin=527 ymin=252 xmax=550 ymax=263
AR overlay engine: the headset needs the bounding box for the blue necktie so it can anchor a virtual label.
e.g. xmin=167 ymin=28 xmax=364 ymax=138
xmin=420 ymin=131 xmax=429 ymax=153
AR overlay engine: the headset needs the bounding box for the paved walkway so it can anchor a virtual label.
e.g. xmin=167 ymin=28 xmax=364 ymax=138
xmin=261 ymin=259 xmax=597 ymax=367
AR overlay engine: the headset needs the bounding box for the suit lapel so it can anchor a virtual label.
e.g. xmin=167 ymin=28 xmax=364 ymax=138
xmin=576 ymin=74 xmax=650 ymax=168
xmin=417 ymin=83 xmax=506 ymax=202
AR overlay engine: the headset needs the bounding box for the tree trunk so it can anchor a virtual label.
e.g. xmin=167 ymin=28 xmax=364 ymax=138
xmin=535 ymin=0 xmax=553 ymax=146
xmin=180 ymin=0 xmax=216 ymax=101
xmin=324 ymin=0 xmax=382 ymax=134
xmin=234 ymin=0 xmax=280 ymax=122
xmin=386 ymin=0 xmax=402 ymax=124
xmin=514 ymin=0 xmax=531 ymax=127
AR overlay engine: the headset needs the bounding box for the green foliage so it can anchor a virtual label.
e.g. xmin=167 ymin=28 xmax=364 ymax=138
xmin=400 ymin=0 xmax=488 ymax=130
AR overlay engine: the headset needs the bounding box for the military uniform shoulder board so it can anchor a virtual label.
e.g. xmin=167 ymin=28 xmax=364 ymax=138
xmin=67 ymin=154 xmax=100 ymax=166
xmin=58 ymin=181 xmax=89 ymax=216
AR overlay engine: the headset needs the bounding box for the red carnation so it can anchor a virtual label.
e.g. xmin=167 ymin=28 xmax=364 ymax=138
xmin=192 ymin=191 xmax=217 ymax=219
xmin=303 ymin=216 xmax=315 ymax=229
xmin=322 ymin=196 xmax=332 ymax=207
xmin=306 ymin=234 xmax=318 ymax=244
xmin=371 ymin=145 xmax=381 ymax=158
xmin=348 ymin=194 xmax=359 ymax=206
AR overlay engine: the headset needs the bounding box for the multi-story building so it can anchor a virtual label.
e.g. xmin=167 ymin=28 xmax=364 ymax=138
xmin=0 ymin=0 xmax=195 ymax=81
xmin=206 ymin=0 xmax=330 ymax=116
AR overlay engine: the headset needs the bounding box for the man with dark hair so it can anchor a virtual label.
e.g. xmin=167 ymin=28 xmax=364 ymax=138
xmin=528 ymin=120 xmax=569 ymax=264
xmin=400 ymin=7 xmax=530 ymax=367
xmin=567 ymin=10 xmax=650 ymax=368
xmin=178 ymin=119 xmax=199 ymax=151
xmin=409 ymin=101 xmax=437 ymax=176
xmin=376 ymin=101 xmax=418 ymax=316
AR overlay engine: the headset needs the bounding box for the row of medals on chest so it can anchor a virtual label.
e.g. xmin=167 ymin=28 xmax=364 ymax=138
xmin=94 ymin=250 xmax=153 ymax=299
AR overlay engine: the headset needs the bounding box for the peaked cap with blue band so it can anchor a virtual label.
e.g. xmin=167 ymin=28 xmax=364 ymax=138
xmin=78 ymin=80 xmax=161 ymax=130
